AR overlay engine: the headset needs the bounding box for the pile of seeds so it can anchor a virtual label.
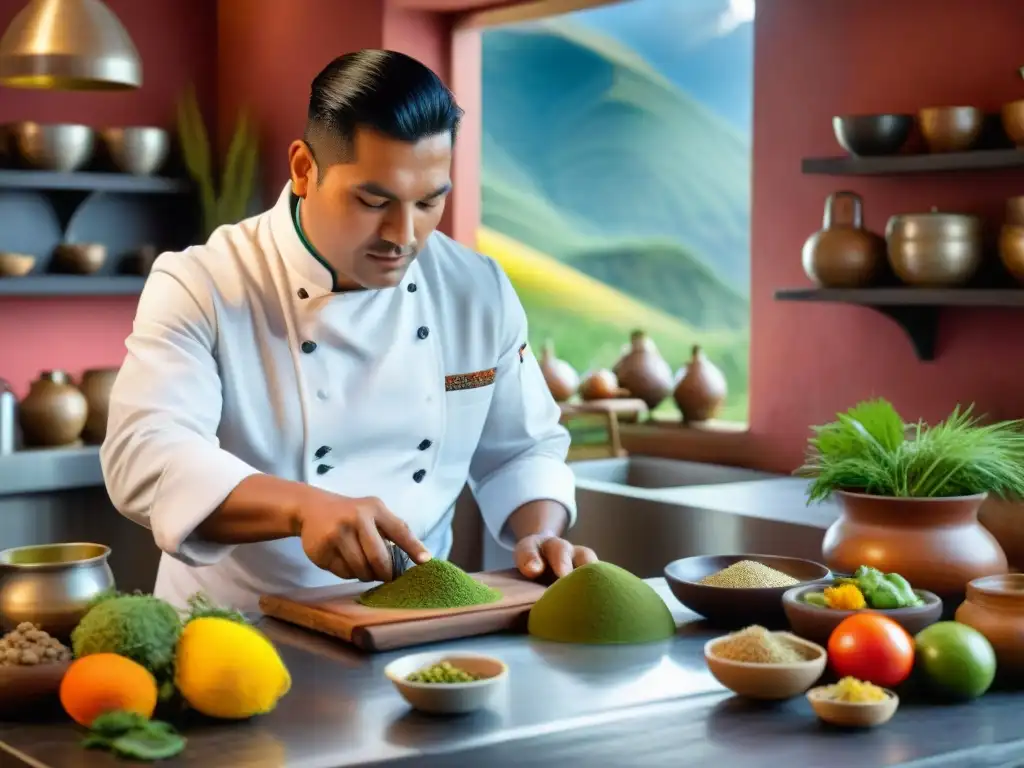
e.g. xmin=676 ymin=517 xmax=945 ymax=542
xmin=713 ymin=625 xmax=808 ymax=664
xmin=0 ymin=622 xmax=72 ymax=666
xmin=698 ymin=560 xmax=800 ymax=589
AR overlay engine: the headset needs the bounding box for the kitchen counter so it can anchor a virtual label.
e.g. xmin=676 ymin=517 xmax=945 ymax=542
xmin=1 ymin=581 xmax=1022 ymax=768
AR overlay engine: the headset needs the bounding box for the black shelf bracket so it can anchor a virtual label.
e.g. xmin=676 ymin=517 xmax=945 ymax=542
xmin=871 ymin=305 xmax=939 ymax=361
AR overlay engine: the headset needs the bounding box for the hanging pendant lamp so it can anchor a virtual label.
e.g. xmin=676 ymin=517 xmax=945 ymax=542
xmin=0 ymin=0 xmax=141 ymax=90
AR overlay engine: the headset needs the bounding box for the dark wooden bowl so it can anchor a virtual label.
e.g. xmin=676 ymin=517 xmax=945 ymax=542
xmin=664 ymin=554 xmax=831 ymax=629
xmin=832 ymin=114 xmax=913 ymax=156
xmin=0 ymin=661 xmax=70 ymax=718
xmin=783 ymin=584 xmax=943 ymax=645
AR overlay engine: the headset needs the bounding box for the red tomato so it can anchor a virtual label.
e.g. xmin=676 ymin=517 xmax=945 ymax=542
xmin=827 ymin=612 xmax=914 ymax=688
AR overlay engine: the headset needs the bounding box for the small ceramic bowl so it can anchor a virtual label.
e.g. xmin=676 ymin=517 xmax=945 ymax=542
xmin=783 ymin=584 xmax=943 ymax=645
xmin=665 ymin=554 xmax=831 ymax=628
xmin=807 ymin=684 xmax=899 ymax=728
xmin=0 ymin=252 xmax=35 ymax=277
xmin=384 ymin=651 xmax=508 ymax=715
xmin=704 ymin=631 xmax=827 ymax=700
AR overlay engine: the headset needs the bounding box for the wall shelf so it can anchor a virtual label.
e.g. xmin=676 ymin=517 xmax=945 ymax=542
xmin=774 ymin=287 xmax=1024 ymax=361
xmin=0 ymin=445 xmax=103 ymax=497
xmin=801 ymin=148 xmax=1024 ymax=176
xmin=0 ymin=276 xmax=146 ymax=296
xmin=0 ymin=170 xmax=190 ymax=194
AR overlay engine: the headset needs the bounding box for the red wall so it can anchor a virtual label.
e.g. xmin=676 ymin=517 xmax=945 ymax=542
xmin=750 ymin=0 xmax=1024 ymax=472
xmin=0 ymin=0 xmax=217 ymax=397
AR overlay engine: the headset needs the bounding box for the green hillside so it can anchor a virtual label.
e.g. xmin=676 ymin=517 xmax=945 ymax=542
xmin=481 ymin=17 xmax=751 ymax=294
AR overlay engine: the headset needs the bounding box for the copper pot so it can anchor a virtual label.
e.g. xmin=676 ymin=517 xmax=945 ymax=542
xmin=955 ymin=574 xmax=1024 ymax=680
xmin=79 ymin=367 xmax=119 ymax=443
xmin=999 ymin=224 xmax=1024 ymax=284
xmin=918 ymin=106 xmax=983 ymax=153
xmin=885 ymin=208 xmax=983 ymax=287
xmin=17 ymin=371 xmax=88 ymax=448
xmin=822 ymin=491 xmax=1008 ymax=604
xmin=613 ymin=330 xmax=673 ymax=409
xmin=1001 ymin=99 xmax=1024 ymax=148
xmin=801 ymin=191 xmax=885 ymax=288
xmin=673 ymin=345 xmax=727 ymax=423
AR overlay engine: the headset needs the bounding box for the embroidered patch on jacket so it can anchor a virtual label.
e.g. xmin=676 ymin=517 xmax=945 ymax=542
xmin=445 ymin=368 xmax=497 ymax=392
xmin=518 ymin=342 xmax=528 ymax=363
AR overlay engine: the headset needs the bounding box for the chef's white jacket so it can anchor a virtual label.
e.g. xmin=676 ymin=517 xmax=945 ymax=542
xmin=100 ymin=185 xmax=576 ymax=611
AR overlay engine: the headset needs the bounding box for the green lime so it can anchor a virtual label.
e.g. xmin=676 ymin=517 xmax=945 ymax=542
xmin=914 ymin=621 xmax=996 ymax=700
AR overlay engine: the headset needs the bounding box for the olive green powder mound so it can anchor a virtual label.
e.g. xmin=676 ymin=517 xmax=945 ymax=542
xmin=528 ymin=562 xmax=676 ymax=644
xmin=357 ymin=559 xmax=502 ymax=610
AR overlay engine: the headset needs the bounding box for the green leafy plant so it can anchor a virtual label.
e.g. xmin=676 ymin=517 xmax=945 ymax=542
xmin=796 ymin=398 xmax=1024 ymax=502
xmin=176 ymin=85 xmax=259 ymax=239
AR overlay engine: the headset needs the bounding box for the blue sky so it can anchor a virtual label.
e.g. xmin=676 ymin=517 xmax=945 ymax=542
xmin=567 ymin=0 xmax=754 ymax=134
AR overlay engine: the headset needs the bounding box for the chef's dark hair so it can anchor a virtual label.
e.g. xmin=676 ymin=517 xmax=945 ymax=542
xmin=304 ymin=49 xmax=463 ymax=170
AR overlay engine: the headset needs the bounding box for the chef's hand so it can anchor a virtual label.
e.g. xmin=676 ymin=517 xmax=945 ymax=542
xmin=297 ymin=493 xmax=431 ymax=582
xmin=514 ymin=533 xmax=598 ymax=580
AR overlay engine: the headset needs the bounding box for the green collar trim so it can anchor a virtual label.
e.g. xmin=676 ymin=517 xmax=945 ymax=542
xmin=291 ymin=194 xmax=339 ymax=291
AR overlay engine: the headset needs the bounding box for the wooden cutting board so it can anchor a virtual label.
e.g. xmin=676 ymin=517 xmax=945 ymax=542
xmin=258 ymin=569 xmax=547 ymax=652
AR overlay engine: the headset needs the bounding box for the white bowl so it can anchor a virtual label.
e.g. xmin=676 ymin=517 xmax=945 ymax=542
xmin=384 ymin=651 xmax=508 ymax=715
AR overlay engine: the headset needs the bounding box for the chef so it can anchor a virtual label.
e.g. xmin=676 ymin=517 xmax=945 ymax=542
xmin=100 ymin=49 xmax=597 ymax=611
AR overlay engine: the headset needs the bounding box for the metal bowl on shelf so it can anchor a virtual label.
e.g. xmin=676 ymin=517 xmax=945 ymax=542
xmin=100 ymin=127 xmax=170 ymax=175
xmin=832 ymin=114 xmax=913 ymax=157
xmin=885 ymin=208 xmax=983 ymax=287
xmin=9 ymin=122 xmax=95 ymax=172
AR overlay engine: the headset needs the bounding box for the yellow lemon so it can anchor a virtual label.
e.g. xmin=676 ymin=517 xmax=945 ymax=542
xmin=175 ymin=617 xmax=291 ymax=719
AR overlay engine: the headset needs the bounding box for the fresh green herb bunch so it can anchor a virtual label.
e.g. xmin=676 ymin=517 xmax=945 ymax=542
xmin=797 ymin=398 xmax=1024 ymax=501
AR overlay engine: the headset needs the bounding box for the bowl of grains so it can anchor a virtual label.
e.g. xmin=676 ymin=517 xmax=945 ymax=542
xmin=0 ymin=621 xmax=73 ymax=716
xmin=704 ymin=624 xmax=827 ymax=700
xmin=664 ymin=554 xmax=831 ymax=628
xmin=385 ymin=651 xmax=508 ymax=715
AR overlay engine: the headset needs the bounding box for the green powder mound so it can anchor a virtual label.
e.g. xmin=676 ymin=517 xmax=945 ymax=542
xmin=357 ymin=559 xmax=503 ymax=610
xmin=528 ymin=562 xmax=676 ymax=645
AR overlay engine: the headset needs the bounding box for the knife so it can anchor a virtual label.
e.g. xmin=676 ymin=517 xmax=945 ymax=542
xmin=388 ymin=541 xmax=410 ymax=581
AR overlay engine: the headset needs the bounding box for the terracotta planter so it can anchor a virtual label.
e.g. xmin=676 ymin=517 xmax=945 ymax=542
xmin=955 ymin=573 xmax=1024 ymax=680
xmin=978 ymin=497 xmax=1024 ymax=571
xmin=822 ymin=491 xmax=1008 ymax=602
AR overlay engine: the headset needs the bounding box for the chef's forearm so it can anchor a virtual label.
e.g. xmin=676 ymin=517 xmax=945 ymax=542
xmin=506 ymin=499 xmax=570 ymax=541
xmin=196 ymin=474 xmax=306 ymax=543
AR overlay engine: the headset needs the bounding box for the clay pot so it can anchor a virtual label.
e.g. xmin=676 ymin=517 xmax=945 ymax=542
xmin=79 ymin=367 xmax=119 ymax=444
xmin=955 ymin=573 xmax=1024 ymax=680
xmin=52 ymin=243 xmax=107 ymax=275
xmin=979 ymin=497 xmax=1024 ymax=571
xmin=999 ymin=225 xmax=1024 ymax=284
xmin=613 ymin=330 xmax=673 ymax=409
xmin=18 ymin=371 xmax=88 ymax=448
xmin=580 ymin=369 xmax=621 ymax=401
xmin=801 ymin=191 xmax=886 ymax=288
xmin=918 ymin=106 xmax=983 ymax=153
xmin=538 ymin=341 xmax=579 ymax=403
xmin=822 ymin=492 xmax=1008 ymax=605
xmin=673 ymin=345 xmax=727 ymax=423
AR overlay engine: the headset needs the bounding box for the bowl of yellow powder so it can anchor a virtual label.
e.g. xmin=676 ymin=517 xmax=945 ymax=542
xmin=664 ymin=554 xmax=831 ymax=628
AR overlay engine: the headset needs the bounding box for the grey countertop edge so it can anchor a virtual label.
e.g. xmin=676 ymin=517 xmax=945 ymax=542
xmin=0 ymin=445 xmax=104 ymax=497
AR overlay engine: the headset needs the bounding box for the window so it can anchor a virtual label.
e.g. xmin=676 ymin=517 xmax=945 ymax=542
xmin=478 ymin=0 xmax=754 ymax=435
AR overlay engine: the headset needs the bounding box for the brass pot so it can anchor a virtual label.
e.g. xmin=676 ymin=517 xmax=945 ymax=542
xmin=885 ymin=208 xmax=983 ymax=287
xmin=999 ymin=225 xmax=1024 ymax=284
xmin=918 ymin=106 xmax=983 ymax=153
xmin=0 ymin=543 xmax=115 ymax=639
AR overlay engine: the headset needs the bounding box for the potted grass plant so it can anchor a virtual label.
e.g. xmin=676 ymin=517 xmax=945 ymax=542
xmin=797 ymin=398 xmax=1024 ymax=601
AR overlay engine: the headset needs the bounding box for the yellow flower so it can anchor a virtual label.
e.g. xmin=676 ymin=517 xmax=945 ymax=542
xmin=824 ymin=583 xmax=866 ymax=611
xmin=175 ymin=617 xmax=291 ymax=720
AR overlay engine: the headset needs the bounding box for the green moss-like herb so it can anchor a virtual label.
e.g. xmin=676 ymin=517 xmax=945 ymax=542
xmin=797 ymin=398 xmax=1024 ymax=501
xmin=528 ymin=562 xmax=676 ymax=644
xmin=357 ymin=559 xmax=502 ymax=609
xmin=83 ymin=710 xmax=185 ymax=761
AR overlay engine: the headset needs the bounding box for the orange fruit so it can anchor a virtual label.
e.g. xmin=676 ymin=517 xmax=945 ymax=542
xmin=59 ymin=653 xmax=158 ymax=727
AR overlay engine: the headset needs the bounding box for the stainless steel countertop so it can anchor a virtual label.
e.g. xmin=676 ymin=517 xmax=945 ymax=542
xmin=2 ymin=580 xmax=1023 ymax=768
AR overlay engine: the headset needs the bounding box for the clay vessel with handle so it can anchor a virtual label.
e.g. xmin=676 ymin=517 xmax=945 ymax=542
xmin=822 ymin=491 xmax=1008 ymax=608
xmin=18 ymin=371 xmax=88 ymax=448
xmin=79 ymin=367 xmax=119 ymax=444
xmin=614 ymin=330 xmax=673 ymax=409
xmin=801 ymin=191 xmax=885 ymax=288
xmin=673 ymin=345 xmax=728 ymax=423
xmin=955 ymin=573 xmax=1024 ymax=680
xmin=538 ymin=340 xmax=579 ymax=402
